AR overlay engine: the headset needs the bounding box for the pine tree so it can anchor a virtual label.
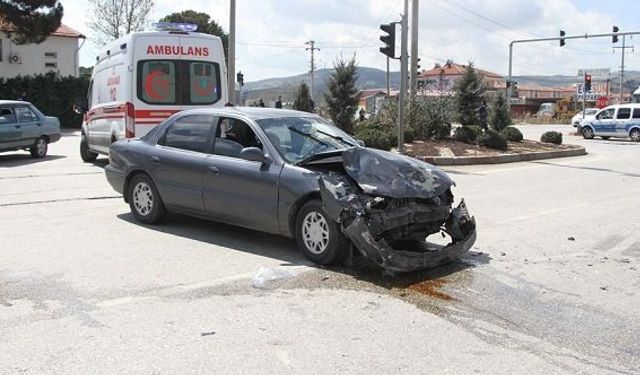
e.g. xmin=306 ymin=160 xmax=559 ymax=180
xmin=489 ymin=92 xmax=511 ymax=132
xmin=293 ymin=83 xmax=314 ymax=113
xmin=324 ymin=56 xmax=360 ymax=134
xmin=453 ymin=62 xmax=485 ymax=126
xmin=0 ymin=0 xmax=63 ymax=44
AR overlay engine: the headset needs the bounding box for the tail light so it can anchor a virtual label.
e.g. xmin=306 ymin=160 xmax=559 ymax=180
xmin=125 ymin=102 xmax=135 ymax=138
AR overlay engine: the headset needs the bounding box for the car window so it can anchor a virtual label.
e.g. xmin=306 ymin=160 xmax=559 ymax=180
xmin=0 ymin=107 xmax=16 ymax=124
xmin=15 ymin=106 xmax=38 ymax=122
xmin=213 ymin=118 xmax=262 ymax=158
xmin=633 ymin=108 xmax=640 ymax=119
xmin=597 ymin=108 xmax=615 ymax=120
xmin=616 ymin=107 xmax=631 ymax=119
xmin=586 ymin=109 xmax=598 ymax=115
xmin=162 ymin=115 xmax=214 ymax=153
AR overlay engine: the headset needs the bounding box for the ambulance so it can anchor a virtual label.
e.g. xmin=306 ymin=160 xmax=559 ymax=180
xmin=80 ymin=23 xmax=227 ymax=161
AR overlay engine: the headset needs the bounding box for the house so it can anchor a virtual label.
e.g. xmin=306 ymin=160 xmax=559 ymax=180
xmin=417 ymin=60 xmax=503 ymax=94
xmin=0 ymin=21 xmax=85 ymax=78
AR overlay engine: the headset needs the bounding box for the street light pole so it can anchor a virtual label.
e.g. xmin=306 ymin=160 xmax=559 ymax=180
xmin=409 ymin=0 xmax=419 ymax=95
xmin=227 ymin=0 xmax=236 ymax=105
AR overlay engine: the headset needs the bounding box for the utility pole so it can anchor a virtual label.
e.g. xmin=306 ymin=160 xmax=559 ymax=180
xmin=227 ymin=0 xmax=236 ymax=105
xmin=397 ymin=0 xmax=408 ymax=153
xmin=386 ymin=56 xmax=390 ymax=96
xmin=614 ymin=34 xmax=634 ymax=103
xmin=409 ymin=0 xmax=419 ymax=94
xmin=305 ymin=40 xmax=320 ymax=103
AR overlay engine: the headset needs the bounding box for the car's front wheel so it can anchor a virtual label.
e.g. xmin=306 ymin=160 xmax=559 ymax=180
xmin=128 ymin=173 xmax=167 ymax=224
xmin=30 ymin=137 xmax=48 ymax=158
xmin=80 ymin=134 xmax=98 ymax=162
xmin=582 ymin=127 xmax=595 ymax=139
xmin=295 ymin=200 xmax=348 ymax=266
xmin=630 ymin=129 xmax=640 ymax=142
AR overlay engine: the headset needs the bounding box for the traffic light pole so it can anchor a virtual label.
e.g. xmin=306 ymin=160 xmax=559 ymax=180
xmin=582 ymin=73 xmax=586 ymax=120
xmin=409 ymin=0 xmax=419 ymax=95
xmin=227 ymin=0 xmax=236 ymax=105
xmin=506 ymin=30 xmax=640 ymax=111
xmin=397 ymin=0 xmax=408 ymax=153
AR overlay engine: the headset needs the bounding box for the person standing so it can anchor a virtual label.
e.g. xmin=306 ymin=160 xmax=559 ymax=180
xmin=359 ymin=107 xmax=366 ymax=121
xmin=258 ymin=98 xmax=265 ymax=107
xmin=478 ymin=100 xmax=488 ymax=132
xmin=275 ymin=96 xmax=283 ymax=109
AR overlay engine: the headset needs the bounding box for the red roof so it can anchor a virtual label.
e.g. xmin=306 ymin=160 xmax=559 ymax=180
xmin=0 ymin=20 xmax=85 ymax=39
xmin=419 ymin=61 xmax=502 ymax=79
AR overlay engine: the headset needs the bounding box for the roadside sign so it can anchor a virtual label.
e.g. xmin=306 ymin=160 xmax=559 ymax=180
xmin=577 ymin=68 xmax=610 ymax=80
xmin=597 ymin=96 xmax=609 ymax=108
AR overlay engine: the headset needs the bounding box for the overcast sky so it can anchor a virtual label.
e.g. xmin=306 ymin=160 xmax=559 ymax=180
xmin=62 ymin=0 xmax=640 ymax=82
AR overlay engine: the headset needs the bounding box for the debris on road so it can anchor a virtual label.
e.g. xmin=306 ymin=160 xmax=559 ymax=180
xmin=568 ymin=237 xmax=575 ymax=241
xmin=251 ymin=267 xmax=294 ymax=288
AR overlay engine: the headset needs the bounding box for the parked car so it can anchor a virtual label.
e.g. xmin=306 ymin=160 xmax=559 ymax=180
xmin=105 ymin=107 xmax=476 ymax=272
xmin=0 ymin=100 xmax=61 ymax=158
xmin=571 ymin=108 xmax=598 ymax=127
xmin=582 ymin=104 xmax=640 ymax=141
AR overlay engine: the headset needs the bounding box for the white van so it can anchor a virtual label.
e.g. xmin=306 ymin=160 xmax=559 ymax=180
xmin=582 ymin=103 xmax=640 ymax=142
xmin=80 ymin=24 xmax=227 ymax=161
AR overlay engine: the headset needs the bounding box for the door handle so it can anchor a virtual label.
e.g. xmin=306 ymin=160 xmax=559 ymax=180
xmin=151 ymin=156 xmax=160 ymax=164
xmin=14 ymin=125 xmax=21 ymax=129
xmin=208 ymin=165 xmax=220 ymax=175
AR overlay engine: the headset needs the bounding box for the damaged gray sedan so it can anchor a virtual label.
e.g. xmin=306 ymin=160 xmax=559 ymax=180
xmin=105 ymin=107 xmax=476 ymax=272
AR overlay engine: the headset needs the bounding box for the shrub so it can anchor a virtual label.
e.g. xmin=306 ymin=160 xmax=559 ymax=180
xmin=501 ymin=126 xmax=523 ymax=142
xmin=478 ymin=129 xmax=508 ymax=150
xmin=540 ymin=131 xmax=563 ymax=144
xmin=489 ymin=92 xmax=511 ymax=132
xmin=403 ymin=126 xmax=416 ymax=143
xmin=354 ymin=120 xmax=415 ymax=150
xmin=453 ymin=125 xmax=481 ymax=144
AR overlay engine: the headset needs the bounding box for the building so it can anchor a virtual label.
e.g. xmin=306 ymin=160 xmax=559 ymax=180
xmin=417 ymin=60 xmax=504 ymax=94
xmin=0 ymin=22 xmax=85 ymax=78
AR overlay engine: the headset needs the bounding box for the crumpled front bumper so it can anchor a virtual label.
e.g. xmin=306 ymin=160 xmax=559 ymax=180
xmin=319 ymin=176 xmax=477 ymax=273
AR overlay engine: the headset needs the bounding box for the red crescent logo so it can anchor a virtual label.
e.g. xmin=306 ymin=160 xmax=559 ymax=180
xmin=145 ymin=70 xmax=170 ymax=100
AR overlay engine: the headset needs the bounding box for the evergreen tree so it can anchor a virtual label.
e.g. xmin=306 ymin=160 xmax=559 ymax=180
xmin=160 ymin=10 xmax=228 ymax=59
xmin=293 ymin=83 xmax=314 ymax=113
xmin=0 ymin=0 xmax=63 ymax=44
xmin=323 ymin=56 xmax=360 ymax=134
xmin=489 ymin=92 xmax=511 ymax=132
xmin=453 ymin=62 xmax=485 ymax=126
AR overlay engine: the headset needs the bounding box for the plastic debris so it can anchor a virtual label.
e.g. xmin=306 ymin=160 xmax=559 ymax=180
xmin=251 ymin=267 xmax=294 ymax=288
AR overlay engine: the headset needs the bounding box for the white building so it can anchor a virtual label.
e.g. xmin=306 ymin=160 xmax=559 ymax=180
xmin=0 ymin=23 xmax=85 ymax=78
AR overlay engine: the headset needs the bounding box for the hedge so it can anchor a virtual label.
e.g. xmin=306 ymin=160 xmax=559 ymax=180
xmin=0 ymin=72 xmax=89 ymax=128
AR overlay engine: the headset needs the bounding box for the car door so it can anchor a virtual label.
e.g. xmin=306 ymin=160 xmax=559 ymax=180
xmin=614 ymin=107 xmax=631 ymax=136
xmin=14 ymin=105 xmax=41 ymax=146
xmin=202 ymin=116 xmax=281 ymax=233
xmin=146 ymin=114 xmax=215 ymax=214
xmin=592 ymin=108 xmax=616 ymax=136
xmin=0 ymin=106 xmax=21 ymax=149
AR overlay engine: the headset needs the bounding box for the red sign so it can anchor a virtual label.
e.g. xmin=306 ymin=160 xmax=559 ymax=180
xmin=597 ymin=96 xmax=609 ymax=108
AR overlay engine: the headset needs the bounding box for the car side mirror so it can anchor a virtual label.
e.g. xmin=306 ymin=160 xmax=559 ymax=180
xmin=73 ymin=98 xmax=88 ymax=115
xmin=240 ymin=147 xmax=268 ymax=163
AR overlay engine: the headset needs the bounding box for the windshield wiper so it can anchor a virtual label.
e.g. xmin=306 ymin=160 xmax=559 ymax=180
xmin=314 ymin=129 xmax=357 ymax=147
xmin=288 ymin=126 xmax=330 ymax=147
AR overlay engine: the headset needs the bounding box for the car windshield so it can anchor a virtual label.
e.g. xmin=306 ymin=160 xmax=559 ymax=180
xmin=256 ymin=116 xmax=357 ymax=164
xmin=586 ymin=109 xmax=598 ymax=115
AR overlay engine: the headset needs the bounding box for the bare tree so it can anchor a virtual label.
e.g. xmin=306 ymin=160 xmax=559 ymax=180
xmin=88 ymin=0 xmax=153 ymax=45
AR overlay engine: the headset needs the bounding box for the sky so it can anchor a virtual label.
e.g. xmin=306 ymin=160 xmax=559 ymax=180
xmin=61 ymin=0 xmax=640 ymax=82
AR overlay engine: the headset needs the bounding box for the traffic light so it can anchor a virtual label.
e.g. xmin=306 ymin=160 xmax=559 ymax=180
xmin=415 ymin=57 xmax=421 ymax=75
xmin=379 ymin=23 xmax=396 ymax=58
xmin=236 ymin=71 xmax=244 ymax=86
xmin=612 ymin=25 xmax=619 ymax=43
xmin=559 ymin=30 xmax=566 ymax=47
xmin=585 ymin=74 xmax=592 ymax=92
xmin=506 ymin=80 xmax=511 ymax=88
xmin=512 ymin=81 xmax=518 ymax=90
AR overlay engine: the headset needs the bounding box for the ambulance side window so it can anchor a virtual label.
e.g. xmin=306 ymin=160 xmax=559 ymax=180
xmin=138 ymin=61 xmax=177 ymax=104
xmin=189 ymin=62 xmax=220 ymax=104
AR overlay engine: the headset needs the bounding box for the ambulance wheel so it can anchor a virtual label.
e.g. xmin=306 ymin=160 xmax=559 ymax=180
xmin=80 ymin=134 xmax=98 ymax=162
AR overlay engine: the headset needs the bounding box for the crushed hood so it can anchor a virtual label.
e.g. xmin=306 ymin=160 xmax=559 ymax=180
xmin=340 ymin=147 xmax=454 ymax=199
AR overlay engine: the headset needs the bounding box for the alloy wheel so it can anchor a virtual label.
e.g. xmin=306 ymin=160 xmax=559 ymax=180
xmin=302 ymin=211 xmax=330 ymax=254
xmin=133 ymin=182 xmax=154 ymax=216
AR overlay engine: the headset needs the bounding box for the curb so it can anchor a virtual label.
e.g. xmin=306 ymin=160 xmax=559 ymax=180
xmin=414 ymin=145 xmax=587 ymax=165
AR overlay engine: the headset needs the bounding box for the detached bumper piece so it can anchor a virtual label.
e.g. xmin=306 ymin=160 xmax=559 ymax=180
xmin=319 ymin=175 xmax=477 ymax=273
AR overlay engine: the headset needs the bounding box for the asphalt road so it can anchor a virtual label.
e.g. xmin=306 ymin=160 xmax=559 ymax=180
xmin=1 ymin=125 xmax=638 ymax=374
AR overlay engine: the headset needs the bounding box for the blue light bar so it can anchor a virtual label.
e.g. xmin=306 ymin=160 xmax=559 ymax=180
xmin=151 ymin=23 xmax=199 ymax=32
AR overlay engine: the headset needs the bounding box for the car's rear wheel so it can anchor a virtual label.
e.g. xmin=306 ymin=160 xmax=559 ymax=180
xmin=128 ymin=174 xmax=166 ymax=224
xmin=295 ymin=200 xmax=348 ymax=266
xmin=30 ymin=137 xmax=47 ymax=158
xmin=80 ymin=134 xmax=98 ymax=162
xmin=582 ymin=127 xmax=595 ymax=139
xmin=630 ymin=129 xmax=640 ymax=142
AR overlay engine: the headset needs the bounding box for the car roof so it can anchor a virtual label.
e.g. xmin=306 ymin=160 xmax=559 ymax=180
xmin=0 ymin=100 xmax=31 ymax=105
xmin=178 ymin=106 xmax=320 ymax=121
xmin=604 ymin=103 xmax=640 ymax=109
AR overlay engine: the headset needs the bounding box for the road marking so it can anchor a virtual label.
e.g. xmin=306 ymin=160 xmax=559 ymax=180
xmin=0 ymin=196 xmax=120 ymax=207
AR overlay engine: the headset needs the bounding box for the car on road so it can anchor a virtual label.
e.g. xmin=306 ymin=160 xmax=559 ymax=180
xmin=0 ymin=100 xmax=61 ymax=158
xmin=571 ymin=108 xmax=598 ymax=127
xmin=581 ymin=104 xmax=640 ymax=141
xmin=104 ymin=107 xmax=476 ymax=272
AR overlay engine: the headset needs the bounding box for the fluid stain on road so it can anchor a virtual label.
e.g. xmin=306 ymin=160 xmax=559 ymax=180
xmin=405 ymin=278 xmax=455 ymax=301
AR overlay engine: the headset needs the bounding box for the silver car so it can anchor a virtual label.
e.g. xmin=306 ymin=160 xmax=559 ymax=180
xmin=105 ymin=107 xmax=476 ymax=272
xmin=0 ymin=100 xmax=61 ymax=158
